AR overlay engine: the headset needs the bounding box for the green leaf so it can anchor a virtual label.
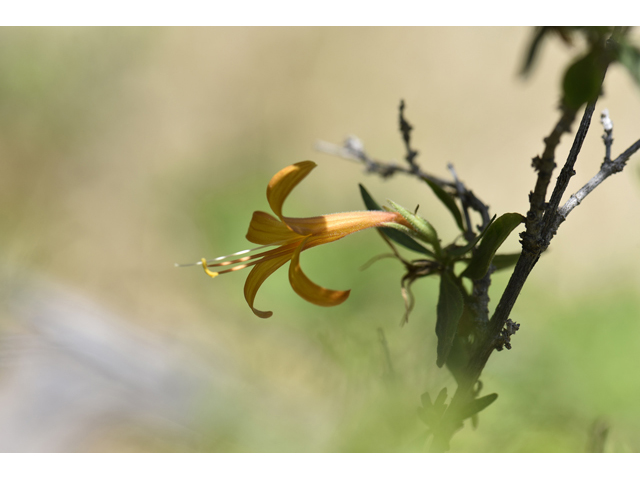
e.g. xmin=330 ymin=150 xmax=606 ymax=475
xmin=521 ymin=27 xmax=550 ymax=77
xmin=447 ymin=215 xmax=496 ymax=258
xmin=436 ymin=272 xmax=465 ymax=368
xmin=359 ymin=183 xmax=384 ymax=211
xmin=562 ymin=51 xmax=603 ymax=109
xmin=462 ymin=213 xmax=524 ymax=280
xmin=424 ymin=178 xmax=464 ymax=232
xmin=418 ymin=388 xmax=448 ymax=427
xmin=359 ymin=184 xmax=435 ymax=257
xmin=434 ymin=387 xmax=448 ymax=410
xmin=387 ymin=199 xmax=439 ymax=247
xmin=618 ymin=42 xmax=640 ymax=87
xmin=458 ymin=393 xmax=498 ymax=421
xmin=471 ymin=413 xmax=479 ymax=430
xmin=420 ymin=391 xmax=433 ymax=409
xmin=492 ymin=253 xmax=521 ymax=271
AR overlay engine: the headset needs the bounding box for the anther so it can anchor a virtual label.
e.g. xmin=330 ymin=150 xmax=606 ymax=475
xmin=201 ymin=258 xmax=219 ymax=278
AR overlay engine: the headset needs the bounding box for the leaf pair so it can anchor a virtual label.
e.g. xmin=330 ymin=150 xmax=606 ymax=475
xmin=460 ymin=213 xmax=524 ymax=280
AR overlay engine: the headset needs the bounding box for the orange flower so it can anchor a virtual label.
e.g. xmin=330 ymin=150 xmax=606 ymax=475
xmin=198 ymin=161 xmax=411 ymax=318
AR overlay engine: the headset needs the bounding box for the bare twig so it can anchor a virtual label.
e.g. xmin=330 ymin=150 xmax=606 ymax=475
xmin=315 ymin=103 xmax=492 ymax=237
xmin=315 ymin=136 xmax=443 ymax=182
xmin=399 ymin=99 xmax=419 ymax=169
xmin=554 ymin=137 xmax=640 ymax=233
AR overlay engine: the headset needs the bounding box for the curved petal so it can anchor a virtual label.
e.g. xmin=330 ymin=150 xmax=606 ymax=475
xmin=246 ymin=211 xmax=303 ymax=245
xmin=244 ymin=252 xmax=292 ymax=318
xmin=267 ymin=161 xmax=316 ymax=220
xmin=288 ymin=238 xmax=351 ymax=307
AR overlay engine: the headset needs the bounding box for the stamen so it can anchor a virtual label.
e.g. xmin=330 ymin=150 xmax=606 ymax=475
xmin=210 ymin=248 xmax=253 ymax=261
xmin=174 ymin=241 xmax=287 ymax=269
xmin=204 ymin=257 xmax=274 ymax=276
xmin=197 ymin=242 xmax=304 ymax=278
xmin=204 ymin=241 xmax=287 ymax=266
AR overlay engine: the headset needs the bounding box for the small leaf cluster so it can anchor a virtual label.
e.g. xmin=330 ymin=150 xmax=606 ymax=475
xmin=360 ymin=182 xmax=524 ymax=368
xmin=418 ymin=387 xmax=498 ymax=451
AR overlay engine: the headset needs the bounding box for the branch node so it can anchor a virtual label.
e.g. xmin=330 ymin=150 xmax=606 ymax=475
xmin=495 ymin=319 xmax=520 ymax=351
xmin=600 ymin=108 xmax=614 ymax=165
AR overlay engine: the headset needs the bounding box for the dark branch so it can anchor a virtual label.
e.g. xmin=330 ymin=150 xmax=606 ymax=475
xmin=540 ymin=102 xmax=596 ymax=242
xmin=462 ymin=103 xmax=598 ymax=385
xmin=523 ymin=105 xmax=578 ymax=252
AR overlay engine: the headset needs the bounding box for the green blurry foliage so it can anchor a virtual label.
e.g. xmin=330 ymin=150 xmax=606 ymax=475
xmin=522 ymin=27 xmax=640 ymax=110
xmin=618 ymin=42 xmax=640 ymax=86
xmin=562 ymin=50 xmax=607 ymax=109
xmin=435 ymin=272 xmax=464 ymax=367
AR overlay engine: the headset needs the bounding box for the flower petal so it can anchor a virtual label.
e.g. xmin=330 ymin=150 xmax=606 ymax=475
xmin=267 ymin=161 xmax=316 ymax=220
xmin=284 ymin=210 xmax=408 ymax=237
xmin=244 ymin=251 xmax=292 ymax=318
xmin=246 ymin=211 xmax=303 ymax=245
xmin=288 ymin=238 xmax=351 ymax=307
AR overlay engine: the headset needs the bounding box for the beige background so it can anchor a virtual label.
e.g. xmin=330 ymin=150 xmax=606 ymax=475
xmin=1 ymin=27 xmax=639 ymax=451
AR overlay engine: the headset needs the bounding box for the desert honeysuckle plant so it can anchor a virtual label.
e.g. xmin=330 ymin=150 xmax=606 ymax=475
xmin=180 ymin=160 xmax=416 ymax=318
xmin=182 ymin=27 xmax=640 ymax=451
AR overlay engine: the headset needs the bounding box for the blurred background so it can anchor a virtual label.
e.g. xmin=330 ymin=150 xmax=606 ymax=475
xmin=1 ymin=27 xmax=640 ymax=452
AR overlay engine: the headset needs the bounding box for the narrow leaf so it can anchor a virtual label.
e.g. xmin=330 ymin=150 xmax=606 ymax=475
xmin=562 ymin=51 xmax=603 ymax=109
xmin=521 ymin=27 xmax=549 ymax=77
xmin=359 ymin=183 xmax=383 ymax=211
xmin=471 ymin=413 xmax=479 ymax=430
xmin=434 ymin=388 xmax=448 ymax=410
xmin=618 ymin=42 xmax=640 ymax=87
xmin=447 ymin=215 xmax=496 ymax=258
xmin=462 ymin=213 xmax=524 ymax=280
xmin=458 ymin=393 xmax=498 ymax=421
xmin=359 ymin=184 xmax=435 ymax=257
xmin=492 ymin=253 xmax=521 ymax=271
xmin=424 ymin=178 xmax=464 ymax=231
xmin=436 ymin=272 xmax=465 ymax=368
xmin=420 ymin=391 xmax=433 ymax=409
